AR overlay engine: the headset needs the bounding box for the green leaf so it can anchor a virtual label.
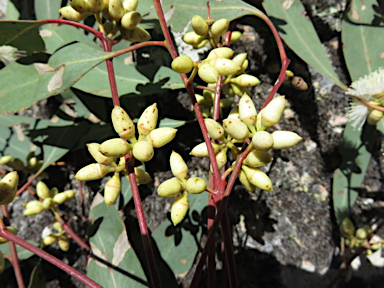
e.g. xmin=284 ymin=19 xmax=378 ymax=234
xmin=87 ymin=193 xmax=147 ymax=288
xmin=158 ymin=118 xmax=186 ymax=128
xmin=332 ymin=123 xmax=377 ymax=224
xmin=27 ymin=260 xmax=45 ymax=288
xmin=61 ymin=89 xmax=94 ymax=118
xmin=152 ymin=188 xmax=206 ymax=276
xmin=0 ymin=42 xmax=114 ymax=113
xmin=5 ymin=1 xmax=20 ymax=20
xmin=72 ymin=123 xmax=115 ymax=150
xmin=0 ymin=240 xmax=39 ymax=261
xmin=342 ymin=0 xmax=384 ymax=81
xmin=0 ymin=21 xmax=45 ymax=55
xmin=34 ymin=0 xmax=61 ymax=20
xmin=262 ymin=0 xmax=347 ymax=89
xmin=39 ymin=24 xmax=100 ymax=54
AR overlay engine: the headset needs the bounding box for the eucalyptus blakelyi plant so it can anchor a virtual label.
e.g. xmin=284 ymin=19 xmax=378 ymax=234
xmin=0 ymin=0 xmax=306 ymax=287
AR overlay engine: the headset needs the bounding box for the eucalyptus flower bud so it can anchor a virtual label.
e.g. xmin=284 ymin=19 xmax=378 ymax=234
xmin=340 ymin=218 xmax=355 ymax=238
xmin=172 ymin=55 xmax=194 ymax=73
xmin=205 ymin=47 xmax=234 ymax=61
xmin=238 ymin=170 xmax=256 ymax=193
xmin=367 ymin=109 xmax=383 ymax=125
xmin=243 ymin=150 xmax=273 ymax=167
xmin=99 ymin=138 xmax=130 ymax=158
xmin=36 ymin=181 xmax=50 ymax=200
xmin=59 ymin=6 xmax=91 ymax=21
xmin=182 ymin=32 xmax=205 ymax=46
xmin=230 ymin=31 xmax=242 ymax=42
xmin=223 ymin=118 xmax=249 ymax=140
xmin=42 ymin=235 xmax=57 ymax=246
xmin=42 ymin=198 xmax=54 ymax=209
xmin=104 ymin=173 xmax=121 ymax=206
xmin=220 ymin=98 xmax=233 ymax=108
xmin=123 ymin=0 xmax=138 ymax=12
xmin=192 ymin=15 xmax=209 ymax=36
xmin=252 ymin=131 xmax=274 ymax=151
xmin=210 ymin=148 xmax=227 ymax=171
xmin=241 ymin=166 xmax=273 ymax=191
xmin=228 ymin=105 xmax=240 ymax=120
xmin=53 ymin=193 xmax=68 ymax=205
xmin=211 ymin=58 xmax=240 ymax=76
xmin=193 ymin=39 xmax=208 ymax=49
xmin=203 ymin=88 xmax=214 ymax=106
xmin=232 ymin=53 xmax=247 ymax=68
xmin=23 ymin=201 xmax=45 ymax=216
xmin=138 ymin=103 xmax=158 ymax=140
xmin=204 ymin=118 xmax=225 ymax=140
xmin=129 ymin=26 xmax=151 ymax=42
xmin=186 ymin=177 xmax=207 ymax=194
xmin=64 ymin=190 xmax=76 ymax=200
xmin=260 ymin=96 xmax=286 ymax=130
xmin=53 ymin=221 xmax=63 ymax=232
xmin=87 ymin=0 xmax=104 ymax=12
xmin=291 ymin=76 xmax=308 ymax=90
xmin=198 ymin=63 xmax=219 ymax=84
xmin=146 ymin=127 xmax=177 ymax=148
xmin=170 ymin=151 xmax=188 ymax=184
xmin=109 ymin=0 xmax=125 ymax=20
xmin=190 ymin=142 xmax=221 ymax=157
xmin=132 ymin=141 xmax=154 ymax=162
xmin=0 ymin=155 xmax=12 ymax=165
xmin=171 ymin=191 xmax=189 ymax=226
xmin=0 ymin=226 xmax=18 ymax=244
xmin=121 ymin=11 xmax=142 ymax=30
xmin=230 ymin=74 xmax=260 ymax=87
xmin=271 ymin=131 xmax=302 ymax=149
xmin=134 ymin=168 xmax=152 ymax=184
xmin=111 ymin=106 xmax=136 ymax=142
xmin=239 ymin=95 xmax=257 ymax=128
xmin=69 ymin=0 xmax=90 ymax=13
xmin=355 ymin=227 xmax=370 ymax=240
xmin=0 ymin=172 xmax=18 ymax=205
xmin=157 ymin=177 xmax=182 ymax=197
xmin=75 ymin=163 xmax=115 ymax=181
xmin=211 ymin=19 xmax=229 ymax=37
xmin=87 ymin=143 xmax=115 ymax=165
xmin=239 ymin=59 xmax=249 ymax=74
xmin=58 ymin=236 xmax=70 ymax=252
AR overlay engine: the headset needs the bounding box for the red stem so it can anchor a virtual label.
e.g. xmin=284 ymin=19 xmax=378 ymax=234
xmin=127 ymin=166 xmax=161 ymax=288
xmin=207 ymin=174 xmax=216 ymax=288
xmin=0 ymin=228 xmax=102 ymax=288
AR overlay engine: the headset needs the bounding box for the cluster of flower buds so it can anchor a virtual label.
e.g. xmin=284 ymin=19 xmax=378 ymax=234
xmin=0 ymin=171 xmax=19 ymax=205
xmin=59 ymin=0 xmax=150 ymax=42
xmin=23 ymin=181 xmax=76 ymax=216
xmin=75 ymin=103 xmax=177 ymax=206
xmin=340 ymin=218 xmax=382 ymax=255
xmin=182 ymin=15 xmax=241 ymax=49
xmin=194 ymin=86 xmax=233 ymax=118
xmin=157 ymin=151 xmax=207 ymax=226
xmin=41 ymin=222 xmax=70 ymax=252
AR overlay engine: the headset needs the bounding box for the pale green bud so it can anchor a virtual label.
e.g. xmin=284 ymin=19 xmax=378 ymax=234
xmin=203 ymin=88 xmax=215 ymax=106
xmin=271 ymin=131 xmax=302 ymax=149
xmin=243 ymin=150 xmax=273 ymax=167
xmin=230 ymin=31 xmax=242 ymax=42
xmin=87 ymin=143 xmax=115 ymax=165
xmin=242 ymin=166 xmax=273 ymax=191
xmin=291 ymin=76 xmax=308 ymax=90
xmin=70 ymin=0 xmax=90 ymax=13
xmin=222 ymin=118 xmax=249 ymax=140
xmin=108 ymin=0 xmax=125 ymax=20
xmin=238 ymin=170 xmax=256 ymax=193
xmin=121 ymin=11 xmax=141 ymax=30
xmin=340 ymin=218 xmax=355 ymax=238
xmin=123 ymin=0 xmax=138 ymax=12
xmin=87 ymin=0 xmax=104 ymax=12
xmin=186 ymin=177 xmax=207 ymax=194
xmin=128 ymin=26 xmax=151 ymax=42
xmin=355 ymin=227 xmax=369 ymax=240
xmin=0 ymin=172 xmax=18 ymax=205
xmin=36 ymin=181 xmax=50 ymax=200
xmin=75 ymin=163 xmax=115 ymax=181
xmin=195 ymin=94 xmax=205 ymax=105
xmin=134 ymin=168 xmax=152 ymax=184
xmin=42 ymin=235 xmax=57 ymax=246
xmin=204 ymin=118 xmax=225 ymax=140
xmin=182 ymin=32 xmax=205 ymax=46
xmin=239 ymin=59 xmax=249 ymax=74
xmin=367 ymin=109 xmax=383 ymax=125
xmin=252 ymin=131 xmax=274 ymax=151
xmin=59 ymin=6 xmax=91 ymax=21
xmin=227 ymin=105 xmax=240 ymax=120
xmin=170 ymin=151 xmax=188 ymax=184
xmin=193 ymin=39 xmax=208 ymax=49
xmin=132 ymin=141 xmax=154 ymax=162
xmin=146 ymin=127 xmax=177 ymax=148
xmin=50 ymin=187 xmax=59 ymax=198
xmin=53 ymin=221 xmax=63 ymax=232
xmin=157 ymin=177 xmax=182 ymax=197
xmin=104 ymin=173 xmax=121 ymax=206
xmin=239 ymin=95 xmax=257 ymax=128
xmin=111 ymin=106 xmax=136 ymax=142
xmin=23 ymin=201 xmax=45 ymax=216
xmin=53 ymin=193 xmax=68 ymax=205
xmin=232 ymin=53 xmax=247 ymax=68
xmin=138 ymin=103 xmax=158 ymax=140
xmin=192 ymin=15 xmax=209 ymax=36
xmin=27 ymin=157 xmax=38 ymax=168
xmin=64 ymin=190 xmax=76 ymax=200
xmin=58 ymin=236 xmax=70 ymax=252
xmin=0 ymin=226 xmax=18 ymax=244
xmin=211 ymin=19 xmax=229 ymax=37
xmin=190 ymin=142 xmax=221 ymax=157
xmin=210 ymin=148 xmax=227 ymax=172
xmin=230 ymin=74 xmax=260 ymax=87
xmin=198 ymin=63 xmax=219 ymax=84
xmin=42 ymin=198 xmax=54 ymax=209
xmin=0 ymin=155 xmax=12 ymax=165
xmin=260 ymin=96 xmax=286 ymax=129
xmin=99 ymin=138 xmax=130 ymax=158
xmin=205 ymin=47 xmax=234 ymax=61
xmin=172 ymin=55 xmax=194 ymax=73
xmin=171 ymin=191 xmax=189 ymax=226
xmin=220 ymin=98 xmax=233 ymax=108
xmin=211 ymin=58 xmax=240 ymax=76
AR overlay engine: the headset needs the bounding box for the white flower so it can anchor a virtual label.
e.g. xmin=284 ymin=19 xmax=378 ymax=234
xmin=0 ymin=45 xmax=25 ymax=66
xmin=346 ymin=67 xmax=384 ymax=129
